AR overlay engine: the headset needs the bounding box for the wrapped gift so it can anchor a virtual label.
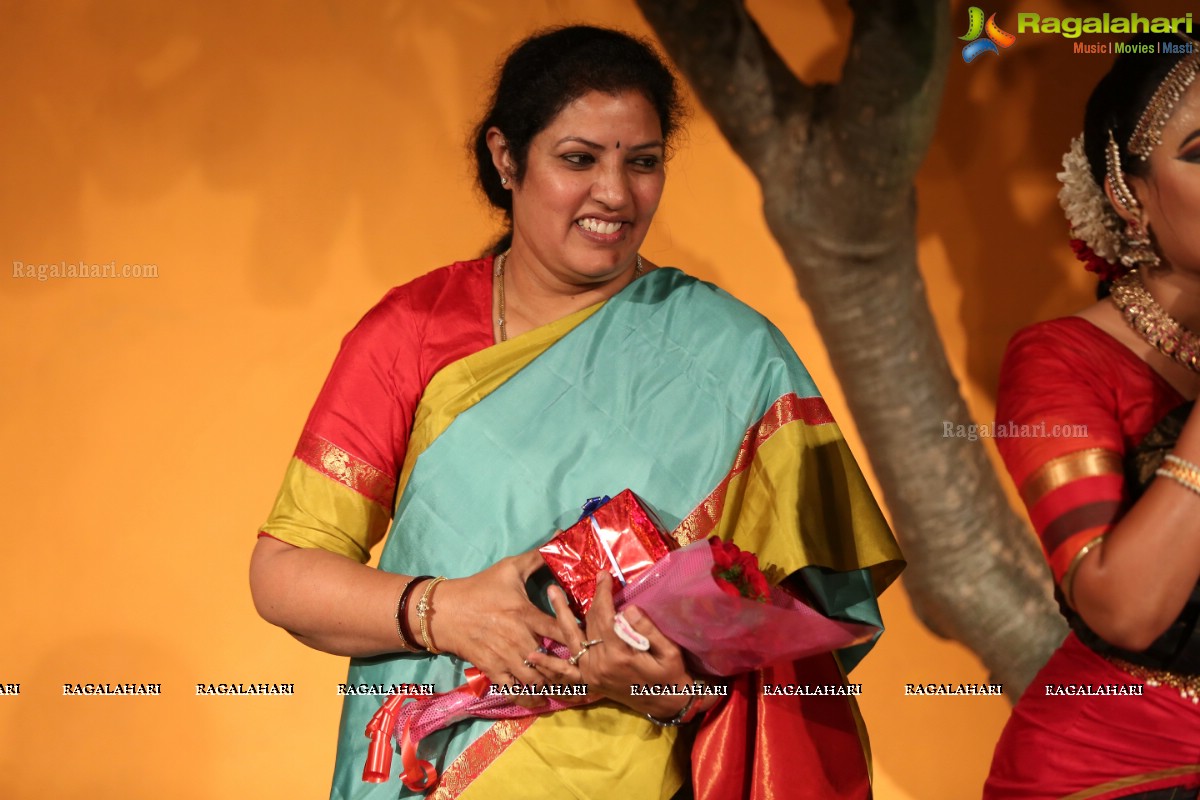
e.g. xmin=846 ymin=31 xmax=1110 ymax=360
xmin=539 ymin=490 xmax=676 ymax=617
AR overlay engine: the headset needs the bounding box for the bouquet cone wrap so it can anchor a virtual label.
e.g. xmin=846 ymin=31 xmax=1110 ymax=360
xmin=614 ymin=540 xmax=879 ymax=676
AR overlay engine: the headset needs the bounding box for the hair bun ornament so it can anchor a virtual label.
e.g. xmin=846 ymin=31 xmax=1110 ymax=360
xmin=1057 ymin=133 xmax=1128 ymax=280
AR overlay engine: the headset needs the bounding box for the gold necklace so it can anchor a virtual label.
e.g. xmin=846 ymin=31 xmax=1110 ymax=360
xmin=494 ymin=252 xmax=644 ymax=342
xmin=1110 ymin=270 xmax=1200 ymax=373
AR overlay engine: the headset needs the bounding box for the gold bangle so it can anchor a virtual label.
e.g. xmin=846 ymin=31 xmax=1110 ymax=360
xmin=416 ymin=576 xmax=447 ymax=655
xmin=1061 ymin=535 xmax=1105 ymax=610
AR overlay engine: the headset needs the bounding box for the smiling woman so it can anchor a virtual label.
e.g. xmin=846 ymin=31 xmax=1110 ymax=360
xmin=250 ymin=24 xmax=902 ymax=800
xmin=486 ymin=88 xmax=665 ymax=338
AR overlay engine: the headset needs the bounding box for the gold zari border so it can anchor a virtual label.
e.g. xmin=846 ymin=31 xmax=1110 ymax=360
xmin=429 ymin=718 xmax=536 ymax=799
xmin=1060 ymin=765 xmax=1200 ymax=799
xmin=294 ymin=430 xmax=394 ymax=508
xmin=1106 ymin=656 xmax=1200 ymax=704
xmin=673 ymin=393 xmax=831 ymax=546
xmin=1020 ymin=448 xmax=1122 ymax=509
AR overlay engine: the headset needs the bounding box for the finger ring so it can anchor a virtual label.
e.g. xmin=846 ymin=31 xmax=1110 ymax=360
xmin=567 ymin=647 xmax=590 ymax=666
xmin=614 ymin=611 xmax=651 ymax=651
xmin=522 ymin=659 xmax=533 ymax=668
xmin=582 ymin=638 xmax=604 ymax=648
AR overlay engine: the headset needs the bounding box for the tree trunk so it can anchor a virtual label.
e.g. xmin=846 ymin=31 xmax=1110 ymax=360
xmin=636 ymin=0 xmax=1067 ymax=696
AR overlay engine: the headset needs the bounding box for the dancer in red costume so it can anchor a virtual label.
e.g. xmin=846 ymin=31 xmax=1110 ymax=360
xmin=986 ymin=32 xmax=1200 ymax=800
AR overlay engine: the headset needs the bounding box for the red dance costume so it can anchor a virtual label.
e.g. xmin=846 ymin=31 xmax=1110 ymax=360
xmin=985 ymin=317 xmax=1200 ymax=799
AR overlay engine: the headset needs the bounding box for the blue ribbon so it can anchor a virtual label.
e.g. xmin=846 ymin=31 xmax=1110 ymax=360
xmin=578 ymin=495 xmax=611 ymax=521
xmin=577 ymin=495 xmax=628 ymax=586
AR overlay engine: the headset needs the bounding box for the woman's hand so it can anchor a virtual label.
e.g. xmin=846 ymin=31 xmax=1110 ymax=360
xmin=430 ymin=550 xmax=563 ymax=707
xmin=527 ymin=570 xmax=712 ymax=720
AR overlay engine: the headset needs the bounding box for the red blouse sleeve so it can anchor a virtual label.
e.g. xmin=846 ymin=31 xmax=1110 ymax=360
xmin=995 ymin=320 xmax=1127 ymax=587
xmin=259 ymin=259 xmax=494 ymax=562
xmin=259 ymin=288 xmax=419 ymax=561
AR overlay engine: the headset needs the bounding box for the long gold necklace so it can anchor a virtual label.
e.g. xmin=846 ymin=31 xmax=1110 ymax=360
xmin=494 ymin=252 xmax=644 ymax=342
xmin=1110 ymin=270 xmax=1200 ymax=373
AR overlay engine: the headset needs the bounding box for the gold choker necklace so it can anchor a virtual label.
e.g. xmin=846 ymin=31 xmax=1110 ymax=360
xmin=493 ymin=252 xmax=643 ymax=343
xmin=1110 ymin=271 xmax=1200 ymax=373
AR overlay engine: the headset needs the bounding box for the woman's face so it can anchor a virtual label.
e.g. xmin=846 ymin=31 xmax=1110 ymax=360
xmin=506 ymin=89 xmax=665 ymax=284
xmin=1135 ymin=76 xmax=1200 ymax=275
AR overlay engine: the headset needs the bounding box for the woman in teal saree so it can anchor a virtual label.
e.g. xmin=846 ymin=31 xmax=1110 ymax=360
xmin=251 ymin=25 xmax=902 ymax=800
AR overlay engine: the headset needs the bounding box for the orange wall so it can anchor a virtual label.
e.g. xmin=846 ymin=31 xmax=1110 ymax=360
xmin=1 ymin=1 xmax=1183 ymax=797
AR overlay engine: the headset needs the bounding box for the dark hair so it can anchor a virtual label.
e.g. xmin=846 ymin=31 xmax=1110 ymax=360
xmin=1083 ymin=32 xmax=1196 ymax=186
xmin=471 ymin=25 xmax=685 ymax=255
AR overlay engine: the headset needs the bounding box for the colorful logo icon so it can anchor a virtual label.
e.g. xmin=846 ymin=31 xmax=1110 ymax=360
xmin=960 ymin=7 xmax=1016 ymax=62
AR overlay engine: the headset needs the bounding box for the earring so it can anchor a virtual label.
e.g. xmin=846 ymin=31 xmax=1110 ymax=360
xmin=1105 ymin=130 xmax=1140 ymax=213
xmin=1120 ymin=218 xmax=1161 ymax=268
xmin=500 ymin=176 xmax=509 ymax=186
xmin=1106 ymin=130 xmax=1160 ymax=268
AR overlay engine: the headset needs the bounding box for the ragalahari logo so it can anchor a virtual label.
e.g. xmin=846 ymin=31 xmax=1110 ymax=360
xmin=960 ymin=7 xmax=1017 ymax=62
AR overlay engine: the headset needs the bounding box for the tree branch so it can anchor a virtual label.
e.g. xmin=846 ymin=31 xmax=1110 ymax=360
xmin=639 ymin=0 xmax=1068 ymax=695
xmin=637 ymin=0 xmax=816 ymax=177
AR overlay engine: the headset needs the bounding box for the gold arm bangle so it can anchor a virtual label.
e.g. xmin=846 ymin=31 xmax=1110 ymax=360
xmin=1061 ymin=535 xmax=1105 ymax=610
xmin=416 ymin=576 xmax=447 ymax=655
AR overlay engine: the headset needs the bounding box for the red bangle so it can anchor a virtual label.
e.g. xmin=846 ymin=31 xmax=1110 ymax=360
xmin=398 ymin=576 xmax=432 ymax=652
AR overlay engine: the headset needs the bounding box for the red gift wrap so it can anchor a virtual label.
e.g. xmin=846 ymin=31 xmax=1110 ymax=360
xmin=539 ymin=490 xmax=676 ymax=617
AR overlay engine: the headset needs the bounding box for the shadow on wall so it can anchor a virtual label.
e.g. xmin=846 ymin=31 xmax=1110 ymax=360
xmin=2 ymin=1 xmax=532 ymax=305
xmin=929 ymin=0 xmax=1194 ymax=401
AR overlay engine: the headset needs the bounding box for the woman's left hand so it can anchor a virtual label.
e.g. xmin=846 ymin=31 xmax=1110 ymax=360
xmin=526 ymin=570 xmax=703 ymax=720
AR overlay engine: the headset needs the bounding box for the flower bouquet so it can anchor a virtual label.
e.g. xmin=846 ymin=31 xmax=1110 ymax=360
xmin=611 ymin=534 xmax=876 ymax=675
xmin=363 ymin=490 xmax=877 ymax=791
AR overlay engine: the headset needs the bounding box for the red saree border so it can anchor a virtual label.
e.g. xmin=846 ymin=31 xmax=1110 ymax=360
xmin=427 ymin=717 xmax=536 ymax=799
xmin=294 ymin=429 xmax=395 ymax=508
xmin=673 ymin=393 xmax=833 ymax=546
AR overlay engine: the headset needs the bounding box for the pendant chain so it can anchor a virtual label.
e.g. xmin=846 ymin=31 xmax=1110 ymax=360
xmin=494 ymin=252 xmax=643 ymax=342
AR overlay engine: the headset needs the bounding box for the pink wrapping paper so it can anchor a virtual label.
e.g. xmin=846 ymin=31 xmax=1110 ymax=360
xmin=613 ymin=539 xmax=879 ymax=675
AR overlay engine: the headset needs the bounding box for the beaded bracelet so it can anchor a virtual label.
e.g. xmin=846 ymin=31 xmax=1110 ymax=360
xmin=1161 ymin=453 xmax=1200 ymax=479
xmin=1157 ymin=454 xmax=1200 ymax=497
xmin=416 ymin=576 xmax=448 ymax=654
xmin=397 ymin=575 xmax=432 ymax=652
xmin=1164 ymin=453 xmax=1200 ymax=475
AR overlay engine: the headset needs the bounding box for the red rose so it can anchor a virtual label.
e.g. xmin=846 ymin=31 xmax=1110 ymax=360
xmin=709 ymin=537 xmax=736 ymax=571
xmin=709 ymin=537 xmax=769 ymax=602
xmin=745 ymin=567 xmax=771 ymax=601
xmin=733 ymin=549 xmax=759 ymax=574
xmin=715 ymin=578 xmax=742 ymax=599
